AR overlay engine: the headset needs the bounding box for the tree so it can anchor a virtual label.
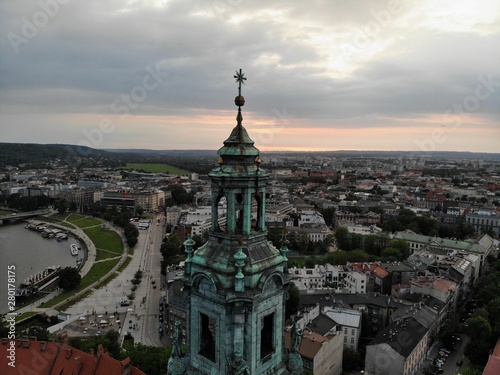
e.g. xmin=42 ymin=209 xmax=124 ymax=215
xmin=334 ymin=226 xmax=350 ymax=250
xmin=421 ymin=364 xmax=438 ymax=375
xmin=487 ymin=297 xmax=500 ymax=336
xmin=461 ymin=369 xmax=482 ymax=375
xmin=381 ymin=239 xmax=410 ymax=261
xmin=464 ymin=315 xmax=492 ymax=365
xmin=320 ymin=207 xmax=336 ymax=226
xmin=342 ymin=347 xmax=363 ymax=372
xmin=135 ymin=205 xmax=144 ymax=217
xmin=440 ymin=311 xmax=460 ymax=350
xmin=285 ymin=282 xmax=300 ymax=319
xmin=58 ymin=267 xmax=81 ymax=291
xmin=54 ymin=198 xmax=69 ymax=214
xmin=127 ymin=343 xmax=171 ymax=374
xmin=465 ymin=315 xmax=492 ymax=342
xmin=464 ymin=338 xmax=490 ymax=365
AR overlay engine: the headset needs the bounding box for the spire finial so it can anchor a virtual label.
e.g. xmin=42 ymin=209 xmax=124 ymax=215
xmin=234 ymin=69 xmax=246 ymax=125
xmin=234 ymin=69 xmax=246 ymax=97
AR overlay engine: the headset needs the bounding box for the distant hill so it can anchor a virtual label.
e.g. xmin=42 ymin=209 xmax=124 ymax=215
xmin=105 ymin=148 xmax=217 ymax=157
xmin=0 ymin=143 xmax=218 ymax=174
xmin=1 ymin=142 xmax=498 ymax=171
xmin=262 ymin=150 xmax=500 ymax=161
xmin=0 ymin=143 xmax=121 ymax=168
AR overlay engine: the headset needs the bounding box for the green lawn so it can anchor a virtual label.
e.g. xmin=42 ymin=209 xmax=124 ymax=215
xmin=96 ymin=248 xmax=122 ymax=261
xmin=66 ymin=214 xmax=102 ymax=227
xmin=117 ymin=256 xmax=133 ymax=272
xmin=32 ymin=214 xmax=126 ymax=311
xmin=41 ymin=216 xmax=77 ymax=229
xmin=120 ymin=163 xmax=190 ymax=175
xmin=84 ymin=227 xmax=123 ymax=254
xmin=80 ymin=258 xmax=121 ymax=289
xmin=43 ymin=258 xmax=121 ymax=309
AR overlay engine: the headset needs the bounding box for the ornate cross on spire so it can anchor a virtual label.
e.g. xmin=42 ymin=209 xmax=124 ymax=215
xmin=234 ymin=69 xmax=246 ymax=97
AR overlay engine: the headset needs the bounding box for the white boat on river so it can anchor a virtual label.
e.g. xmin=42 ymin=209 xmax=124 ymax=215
xmin=70 ymin=243 xmax=79 ymax=256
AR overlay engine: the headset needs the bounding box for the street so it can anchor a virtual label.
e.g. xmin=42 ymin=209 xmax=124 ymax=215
xmin=417 ymin=334 xmax=469 ymax=375
xmin=138 ymin=215 xmax=166 ymax=346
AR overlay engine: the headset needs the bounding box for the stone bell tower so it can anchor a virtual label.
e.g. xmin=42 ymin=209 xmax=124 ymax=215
xmin=168 ymin=70 xmax=293 ymax=375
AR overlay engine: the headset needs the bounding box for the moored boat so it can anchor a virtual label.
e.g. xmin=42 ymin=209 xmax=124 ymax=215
xmin=70 ymin=243 xmax=79 ymax=256
xmin=15 ymin=265 xmax=61 ymax=298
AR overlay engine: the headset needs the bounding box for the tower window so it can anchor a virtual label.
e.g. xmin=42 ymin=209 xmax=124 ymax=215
xmin=260 ymin=312 xmax=275 ymax=361
xmin=199 ymin=313 xmax=216 ymax=362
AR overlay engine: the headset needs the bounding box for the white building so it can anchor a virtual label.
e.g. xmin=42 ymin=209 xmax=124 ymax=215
xmin=466 ymin=209 xmax=500 ymax=238
xmin=299 ymin=210 xmax=326 ymax=226
xmin=323 ymin=307 xmax=362 ymax=351
xmin=289 ymin=264 xmax=367 ymax=294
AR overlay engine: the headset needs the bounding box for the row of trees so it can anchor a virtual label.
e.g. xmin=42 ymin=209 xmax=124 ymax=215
xmin=436 ymin=256 xmax=500 ymax=370
xmin=463 ymin=257 xmax=500 ymax=366
xmin=334 ymin=226 xmax=410 ymax=261
xmin=1 ymin=193 xmax=52 ymax=211
xmin=80 ymin=204 xmax=140 ymax=248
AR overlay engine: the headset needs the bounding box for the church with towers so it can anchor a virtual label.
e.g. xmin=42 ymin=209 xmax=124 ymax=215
xmin=167 ymin=71 xmax=303 ymax=375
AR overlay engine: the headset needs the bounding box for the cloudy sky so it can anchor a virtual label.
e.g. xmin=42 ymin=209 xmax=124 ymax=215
xmin=1 ymin=0 xmax=499 ymax=153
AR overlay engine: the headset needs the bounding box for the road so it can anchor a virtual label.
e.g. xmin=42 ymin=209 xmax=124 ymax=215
xmin=417 ymin=334 xmax=469 ymax=375
xmin=137 ymin=214 xmax=167 ymax=346
xmin=54 ymin=213 xmax=168 ymax=348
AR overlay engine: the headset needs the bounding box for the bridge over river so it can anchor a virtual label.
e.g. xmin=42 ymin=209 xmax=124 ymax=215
xmin=0 ymin=209 xmax=52 ymax=224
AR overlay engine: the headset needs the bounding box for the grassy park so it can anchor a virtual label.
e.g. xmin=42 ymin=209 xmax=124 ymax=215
xmin=120 ymin=163 xmax=190 ymax=175
xmin=40 ymin=214 xmax=124 ymax=309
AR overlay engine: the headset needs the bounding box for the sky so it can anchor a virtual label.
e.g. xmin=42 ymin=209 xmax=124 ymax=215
xmin=0 ymin=0 xmax=499 ymax=153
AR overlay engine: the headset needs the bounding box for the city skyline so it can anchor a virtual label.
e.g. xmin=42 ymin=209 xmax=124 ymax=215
xmin=1 ymin=0 xmax=499 ymax=153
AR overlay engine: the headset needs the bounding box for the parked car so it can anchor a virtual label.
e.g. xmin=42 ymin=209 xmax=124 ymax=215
xmin=434 ymin=359 xmax=443 ymax=367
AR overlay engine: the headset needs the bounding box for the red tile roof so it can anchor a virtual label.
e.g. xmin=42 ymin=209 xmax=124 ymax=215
xmin=483 ymin=337 xmax=500 ymax=375
xmin=0 ymin=338 xmax=146 ymax=375
xmin=350 ymin=262 xmax=389 ymax=278
xmin=284 ymin=330 xmax=330 ymax=360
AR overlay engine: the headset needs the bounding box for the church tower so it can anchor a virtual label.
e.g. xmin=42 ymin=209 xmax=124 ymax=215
xmin=168 ymin=70 xmax=293 ymax=375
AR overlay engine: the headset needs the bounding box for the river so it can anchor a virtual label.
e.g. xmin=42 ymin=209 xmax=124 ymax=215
xmin=0 ymin=222 xmax=82 ymax=314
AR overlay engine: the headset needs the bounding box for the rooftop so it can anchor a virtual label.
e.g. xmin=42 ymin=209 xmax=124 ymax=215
xmin=368 ymin=317 xmax=427 ymax=359
xmin=0 ymin=338 xmax=145 ymax=375
xmin=323 ymin=308 xmax=362 ymax=328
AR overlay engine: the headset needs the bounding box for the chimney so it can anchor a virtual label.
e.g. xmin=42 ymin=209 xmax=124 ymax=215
xmin=121 ymin=357 xmax=132 ymax=375
xmin=65 ymin=347 xmax=72 ymax=359
xmin=21 ymin=339 xmax=30 ymax=349
xmin=40 ymin=341 xmax=47 ymax=352
xmin=97 ymin=344 xmax=105 ymax=358
xmin=74 ymin=356 xmax=82 ymax=373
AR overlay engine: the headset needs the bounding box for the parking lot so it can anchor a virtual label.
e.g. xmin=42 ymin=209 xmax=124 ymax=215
xmin=63 ymin=312 xmax=127 ymax=337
